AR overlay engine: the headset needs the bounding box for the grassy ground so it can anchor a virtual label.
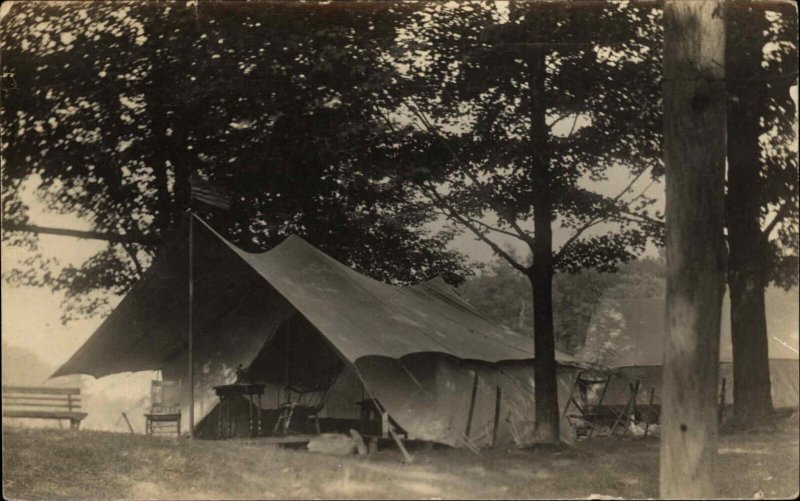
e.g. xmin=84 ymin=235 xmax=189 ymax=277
xmin=3 ymin=418 xmax=798 ymax=500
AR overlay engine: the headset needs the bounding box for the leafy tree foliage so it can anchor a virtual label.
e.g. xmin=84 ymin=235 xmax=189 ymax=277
xmin=379 ymin=1 xmax=664 ymax=442
xmin=1 ymin=2 xmax=472 ymax=321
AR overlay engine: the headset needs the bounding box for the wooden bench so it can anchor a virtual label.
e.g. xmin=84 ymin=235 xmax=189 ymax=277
xmin=2 ymin=385 xmax=88 ymax=429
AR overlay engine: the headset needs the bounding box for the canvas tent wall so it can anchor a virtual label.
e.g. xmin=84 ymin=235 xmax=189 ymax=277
xmin=579 ymin=292 xmax=799 ymax=409
xmin=53 ymin=215 xmax=580 ymax=447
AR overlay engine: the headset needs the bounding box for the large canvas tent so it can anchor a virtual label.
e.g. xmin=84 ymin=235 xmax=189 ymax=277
xmin=579 ymin=291 xmax=799 ymax=410
xmin=53 ymin=216 xmax=580 ymax=447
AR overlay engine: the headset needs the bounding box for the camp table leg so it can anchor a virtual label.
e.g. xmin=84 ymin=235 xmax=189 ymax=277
xmin=228 ymin=399 xmax=233 ymax=438
xmin=248 ymin=394 xmax=254 ymax=437
xmin=381 ymin=410 xmax=389 ymax=439
xmin=257 ymin=394 xmax=262 ymax=436
xmin=273 ymin=409 xmax=284 ymax=435
xmin=218 ymin=400 xmax=224 ymax=439
xmin=284 ymin=406 xmax=293 ymax=434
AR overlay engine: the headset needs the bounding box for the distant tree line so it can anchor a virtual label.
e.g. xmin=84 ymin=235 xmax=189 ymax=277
xmin=459 ymin=252 xmax=665 ymax=354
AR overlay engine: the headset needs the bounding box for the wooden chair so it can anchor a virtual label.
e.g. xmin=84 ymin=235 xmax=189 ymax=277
xmin=273 ymin=372 xmax=339 ymax=435
xmin=144 ymin=380 xmax=181 ymax=438
xmin=2 ymin=386 xmax=87 ymax=429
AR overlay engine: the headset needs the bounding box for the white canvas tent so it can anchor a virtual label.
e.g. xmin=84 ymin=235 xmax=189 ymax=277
xmin=54 ymin=216 xmax=581 ymax=447
xmin=579 ymin=291 xmax=799 ymax=410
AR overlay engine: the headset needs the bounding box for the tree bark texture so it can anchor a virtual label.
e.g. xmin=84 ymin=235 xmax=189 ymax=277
xmin=528 ymin=44 xmax=560 ymax=444
xmin=661 ymin=1 xmax=727 ymax=498
xmin=725 ymin=5 xmax=774 ymax=430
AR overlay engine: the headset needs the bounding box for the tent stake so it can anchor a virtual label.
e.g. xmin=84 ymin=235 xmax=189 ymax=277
xmin=121 ymin=412 xmax=135 ymax=434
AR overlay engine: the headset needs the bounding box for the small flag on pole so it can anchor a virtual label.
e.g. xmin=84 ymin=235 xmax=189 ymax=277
xmin=190 ymin=173 xmax=232 ymax=210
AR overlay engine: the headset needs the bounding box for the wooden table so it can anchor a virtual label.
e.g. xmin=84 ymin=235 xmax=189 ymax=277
xmin=213 ymin=383 xmax=265 ymax=439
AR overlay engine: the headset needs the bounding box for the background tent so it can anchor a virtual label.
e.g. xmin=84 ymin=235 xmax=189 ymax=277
xmin=54 ymin=216 xmax=581 ymax=447
xmin=579 ymin=291 xmax=799 ymax=409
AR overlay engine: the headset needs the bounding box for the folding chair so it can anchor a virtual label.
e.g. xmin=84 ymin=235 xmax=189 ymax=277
xmin=563 ymin=371 xmax=612 ymax=439
xmin=273 ymin=371 xmax=339 ymax=435
xmin=564 ymin=371 xmax=642 ymax=439
xmin=605 ymin=379 xmax=641 ymax=437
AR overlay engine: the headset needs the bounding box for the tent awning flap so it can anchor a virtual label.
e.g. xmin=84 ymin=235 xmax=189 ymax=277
xmin=53 ymin=216 xmax=575 ymax=380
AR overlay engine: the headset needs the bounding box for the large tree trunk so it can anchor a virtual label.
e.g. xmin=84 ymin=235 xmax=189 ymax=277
xmin=661 ymin=1 xmax=727 ymax=498
xmin=528 ymin=221 xmax=559 ymax=444
xmin=725 ymin=4 xmax=774 ymax=430
xmin=728 ymin=277 xmax=773 ymax=426
xmin=528 ymin=43 xmax=560 ymax=444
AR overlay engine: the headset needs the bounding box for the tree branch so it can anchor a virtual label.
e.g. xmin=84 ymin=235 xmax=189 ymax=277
xmin=554 ymin=164 xmax=654 ymax=263
xmin=121 ymin=242 xmax=145 ymax=278
xmin=762 ymin=203 xmax=790 ymax=242
xmin=3 ymin=222 xmax=161 ymax=245
xmin=421 ymin=183 xmax=529 ymax=274
xmin=462 ymin=215 xmax=532 ymax=243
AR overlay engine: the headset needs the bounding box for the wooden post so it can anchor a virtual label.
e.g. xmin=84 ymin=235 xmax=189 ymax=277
xmin=644 ymin=387 xmax=655 ymax=438
xmin=718 ymin=378 xmax=727 ymax=425
xmin=631 ymin=379 xmax=641 ymax=430
xmin=284 ymin=331 xmax=291 ymax=404
xmin=188 ymin=211 xmax=195 ymax=439
xmin=387 ymin=421 xmax=412 ymax=464
xmin=464 ymin=370 xmax=479 ymax=440
xmin=492 ymin=385 xmax=502 ymax=448
xmin=661 ymin=1 xmax=727 ymax=497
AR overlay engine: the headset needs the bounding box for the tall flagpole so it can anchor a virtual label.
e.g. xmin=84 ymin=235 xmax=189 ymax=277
xmin=188 ymin=208 xmax=195 ymax=439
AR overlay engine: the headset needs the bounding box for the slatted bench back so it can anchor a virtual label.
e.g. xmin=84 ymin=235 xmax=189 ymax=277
xmin=2 ymin=385 xmax=82 ymax=413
